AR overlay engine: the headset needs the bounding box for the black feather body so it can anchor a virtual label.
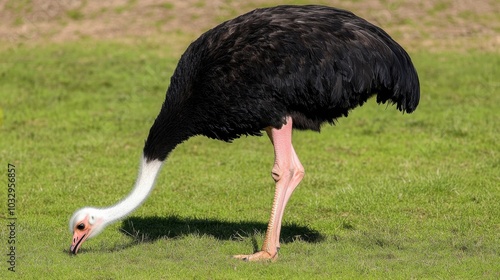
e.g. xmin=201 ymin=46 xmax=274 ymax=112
xmin=144 ymin=5 xmax=420 ymax=161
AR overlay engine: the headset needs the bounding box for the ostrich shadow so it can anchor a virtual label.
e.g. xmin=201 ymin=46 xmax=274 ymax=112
xmin=119 ymin=215 xmax=324 ymax=249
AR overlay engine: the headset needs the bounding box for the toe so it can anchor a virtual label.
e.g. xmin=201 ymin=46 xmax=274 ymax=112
xmin=233 ymin=251 xmax=278 ymax=262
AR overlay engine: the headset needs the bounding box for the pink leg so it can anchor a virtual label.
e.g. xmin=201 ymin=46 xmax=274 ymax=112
xmin=234 ymin=116 xmax=304 ymax=261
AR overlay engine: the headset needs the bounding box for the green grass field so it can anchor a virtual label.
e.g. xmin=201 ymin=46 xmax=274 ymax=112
xmin=1 ymin=1 xmax=499 ymax=279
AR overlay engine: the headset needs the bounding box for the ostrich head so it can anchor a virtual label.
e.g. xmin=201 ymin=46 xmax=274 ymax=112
xmin=69 ymin=207 xmax=106 ymax=254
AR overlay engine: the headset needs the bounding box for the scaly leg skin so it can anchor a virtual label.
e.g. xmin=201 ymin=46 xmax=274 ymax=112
xmin=233 ymin=116 xmax=304 ymax=261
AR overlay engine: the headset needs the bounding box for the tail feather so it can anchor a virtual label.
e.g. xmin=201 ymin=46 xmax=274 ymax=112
xmin=376 ymin=41 xmax=420 ymax=113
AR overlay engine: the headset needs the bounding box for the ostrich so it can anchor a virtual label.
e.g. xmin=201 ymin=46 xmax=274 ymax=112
xmin=69 ymin=5 xmax=419 ymax=261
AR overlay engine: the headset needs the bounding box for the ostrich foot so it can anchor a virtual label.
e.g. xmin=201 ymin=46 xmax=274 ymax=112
xmin=233 ymin=249 xmax=279 ymax=262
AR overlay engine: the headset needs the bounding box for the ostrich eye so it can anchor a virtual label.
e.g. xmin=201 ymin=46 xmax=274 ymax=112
xmin=76 ymin=223 xmax=85 ymax=230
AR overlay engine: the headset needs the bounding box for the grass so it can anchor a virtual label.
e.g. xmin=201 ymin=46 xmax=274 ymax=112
xmin=66 ymin=9 xmax=85 ymax=21
xmin=1 ymin=28 xmax=499 ymax=280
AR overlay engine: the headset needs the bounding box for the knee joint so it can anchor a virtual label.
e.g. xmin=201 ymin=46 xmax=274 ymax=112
xmin=271 ymin=166 xmax=304 ymax=182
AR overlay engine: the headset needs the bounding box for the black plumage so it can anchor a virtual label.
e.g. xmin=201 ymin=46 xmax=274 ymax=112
xmin=144 ymin=5 xmax=419 ymax=162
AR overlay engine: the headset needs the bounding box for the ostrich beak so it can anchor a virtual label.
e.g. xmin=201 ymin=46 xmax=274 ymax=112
xmin=70 ymin=229 xmax=90 ymax=255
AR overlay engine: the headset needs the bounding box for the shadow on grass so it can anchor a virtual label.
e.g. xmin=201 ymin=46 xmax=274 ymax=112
xmin=65 ymin=216 xmax=324 ymax=255
xmin=120 ymin=215 xmax=325 ymax=245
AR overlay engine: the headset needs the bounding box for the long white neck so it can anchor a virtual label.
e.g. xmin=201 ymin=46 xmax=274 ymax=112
xmin=102 ymin=155 xmax=163 ymax=224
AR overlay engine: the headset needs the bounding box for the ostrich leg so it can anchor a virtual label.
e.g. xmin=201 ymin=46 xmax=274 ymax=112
xmin=234 ymin=116 xmax=304 ymax=261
